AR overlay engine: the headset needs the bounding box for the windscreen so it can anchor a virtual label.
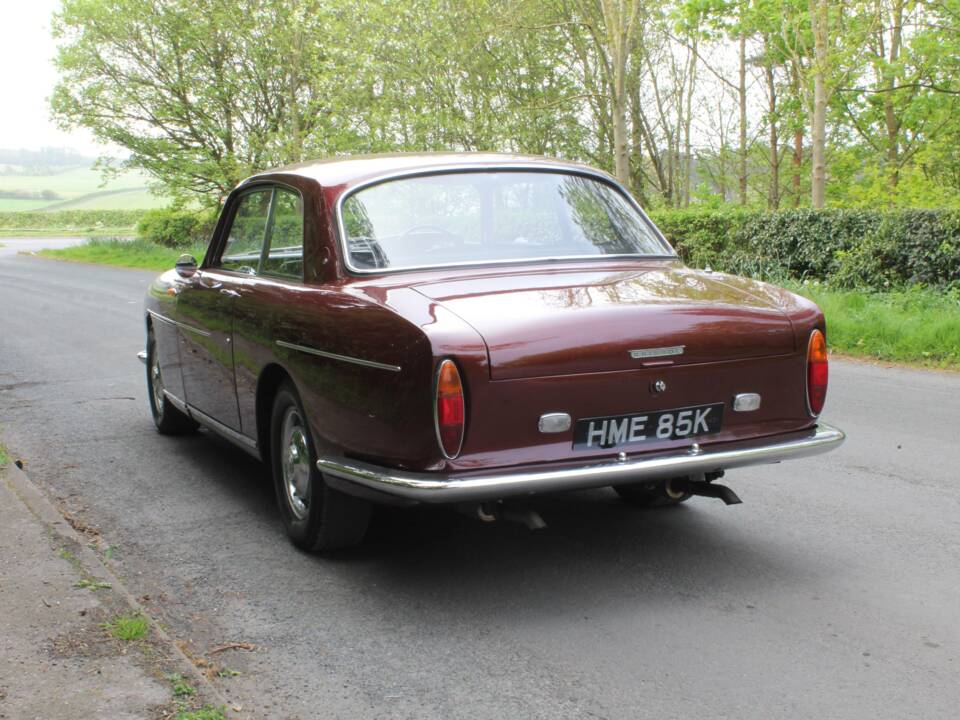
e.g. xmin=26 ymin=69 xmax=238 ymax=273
xmin=340 ymin=171 xmax=673 ymax=271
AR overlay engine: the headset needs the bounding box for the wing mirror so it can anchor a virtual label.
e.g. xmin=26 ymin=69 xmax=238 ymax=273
xmin=175 ymin=254 xmax=198 ymax=279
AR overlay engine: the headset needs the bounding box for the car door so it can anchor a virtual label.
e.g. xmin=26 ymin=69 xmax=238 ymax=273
xmin=231 ymin=185 xmax=306 ymax=438
xmin=176 ymin=187 xmax=273 ymax=430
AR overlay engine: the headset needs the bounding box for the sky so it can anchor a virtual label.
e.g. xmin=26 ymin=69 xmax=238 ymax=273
xmin=0 ymin=0 xmax=110 ymax=156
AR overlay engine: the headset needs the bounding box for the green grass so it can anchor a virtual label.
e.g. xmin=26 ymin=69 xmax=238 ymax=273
xmin=173 ymin=707 xmax=227 ymax=720
xmin=37 ymin=237 xmax=204 ymax=271
xmin=105 ymin=613 xmax=149 ymax=641
xmin=168 ymin=674 xmax=197 ymax=698
xmin=0 ymin=442 xmax=8 ymax=467
xmin=74 ymin=578 xmax=112 ymax=591
xmin=787 ymin=282 xmax=960 ymax=369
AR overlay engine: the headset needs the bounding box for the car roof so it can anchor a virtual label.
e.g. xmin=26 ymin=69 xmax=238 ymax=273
xmin=241 ymin=152 xmax=612 ymax=191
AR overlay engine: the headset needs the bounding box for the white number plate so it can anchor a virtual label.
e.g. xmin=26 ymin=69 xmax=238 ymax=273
xmin=572 ymin=403 xmax=724 ymax=450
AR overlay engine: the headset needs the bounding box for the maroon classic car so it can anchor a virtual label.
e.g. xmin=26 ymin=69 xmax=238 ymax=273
xmin=140 ymin=153 xmax=844 ymax=551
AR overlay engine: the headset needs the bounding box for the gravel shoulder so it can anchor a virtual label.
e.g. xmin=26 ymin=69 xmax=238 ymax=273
xmin=0 ymin=460 xmax=232 ymax=719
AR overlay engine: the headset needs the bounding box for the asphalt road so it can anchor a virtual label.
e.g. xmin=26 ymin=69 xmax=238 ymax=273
xmin=1 ymin=252 xmax=958 ymax=720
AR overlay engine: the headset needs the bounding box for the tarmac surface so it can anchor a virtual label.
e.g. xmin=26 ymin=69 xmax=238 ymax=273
xmin=1 ymin=250 xmax=958 ymax=719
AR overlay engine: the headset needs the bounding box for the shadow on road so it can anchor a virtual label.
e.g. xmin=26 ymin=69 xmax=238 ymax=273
xmin=167 ymin=427 xmax=816 ymax=621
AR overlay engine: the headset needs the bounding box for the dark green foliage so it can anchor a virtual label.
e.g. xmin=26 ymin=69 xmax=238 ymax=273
xmin=136 ymin=207 xmax=219 ymax=249
xmin=650 ymin=209 xmax=960 ymax=290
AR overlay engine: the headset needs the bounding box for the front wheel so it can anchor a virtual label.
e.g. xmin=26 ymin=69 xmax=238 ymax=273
xmin=146 ymin=328 xmax=197 ymax=435
xmin=270 ymin=381 xmax=371 ymax=551
xmin=614 ymin=477 xmax=691 ymax=507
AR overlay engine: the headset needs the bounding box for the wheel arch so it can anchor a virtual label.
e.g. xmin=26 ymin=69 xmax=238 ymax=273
xmin=255 ymin=363 xmax=294 ymax=465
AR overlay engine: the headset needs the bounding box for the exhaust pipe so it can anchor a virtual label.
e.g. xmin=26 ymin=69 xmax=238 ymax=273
xmin=670 ymin=476 xmax=742 ymax=505
xmin=475 ymin=502 xmax=547 ymax=530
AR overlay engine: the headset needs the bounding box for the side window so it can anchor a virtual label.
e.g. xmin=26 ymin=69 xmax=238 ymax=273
xmin=261 ymin=188 xmax=304 ymax=279
xmin=221 ymin=189 xmax=272 ymax=274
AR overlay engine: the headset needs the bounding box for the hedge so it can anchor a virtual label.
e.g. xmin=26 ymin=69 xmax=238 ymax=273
xmin=0 ymin=209 xmax=145 ymax=230
xmin=649 ymin=208 xmax=960 ymax=291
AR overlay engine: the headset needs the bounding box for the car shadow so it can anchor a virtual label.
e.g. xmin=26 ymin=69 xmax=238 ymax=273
xmin=167 ymin=428 xmax=822 ymax=620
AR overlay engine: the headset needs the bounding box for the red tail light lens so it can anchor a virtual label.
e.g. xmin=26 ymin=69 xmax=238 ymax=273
xmin=435 ymin=359 xmax=465 ymax=458
xmin=806 ymin=329 xmax=828 ymax=416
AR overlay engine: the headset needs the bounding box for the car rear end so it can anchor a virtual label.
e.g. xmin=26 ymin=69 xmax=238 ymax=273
xmin=316 ymin=161 xmax=843 ymax=505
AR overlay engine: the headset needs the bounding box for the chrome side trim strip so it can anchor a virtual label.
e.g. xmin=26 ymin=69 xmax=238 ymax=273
xmin=185 ymin=401 xmax=259 ymax=454
xmin=147 ymin=309 xmax=211 ymax=338
xmin=162 ymin=389 xmax=259 ymax=458
xmin=275 ymin=340 xmax=401 ymax=372
xmin=316 ymin=423 xmax=845 ymax=504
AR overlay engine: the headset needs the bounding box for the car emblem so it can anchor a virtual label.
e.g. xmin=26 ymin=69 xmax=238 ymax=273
xmin=651 ymin=379 xmax=667 ymax=394
xmin=629 ymin=345 xmax=685 ymax=360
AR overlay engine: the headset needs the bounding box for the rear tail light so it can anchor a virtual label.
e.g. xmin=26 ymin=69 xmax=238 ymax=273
xmin=435 ymin=359 xmax=465 ymax=458
xmin=806 ymin=329 xmax=828 ymax=416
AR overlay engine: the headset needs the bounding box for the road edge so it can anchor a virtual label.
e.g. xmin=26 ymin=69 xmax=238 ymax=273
xmin=1 ymin=459 xmax=237 ymax=716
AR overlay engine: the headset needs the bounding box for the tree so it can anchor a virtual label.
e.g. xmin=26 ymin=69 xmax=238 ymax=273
xmin=52 ymin=0 xmax=364 ymax=200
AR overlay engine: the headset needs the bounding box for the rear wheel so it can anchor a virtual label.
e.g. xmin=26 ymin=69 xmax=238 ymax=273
xmin=270 ymin=381 xmax=371 ymax=551
xmin=146 ymin=328 xmax=198 ymax=435
xmin=614 ymin=477 xmax=691 ymax=507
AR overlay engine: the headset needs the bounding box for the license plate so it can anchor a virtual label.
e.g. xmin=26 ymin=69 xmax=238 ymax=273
xmin=572 ymin=403 xmax=724 ymax=450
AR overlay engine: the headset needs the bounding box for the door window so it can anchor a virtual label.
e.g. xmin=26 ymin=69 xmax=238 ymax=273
xmin=219 ymin=186 xmax=304 ymax=279
xmin=221 ymin=188 xmax=272 ymax=274
xmin=261 ymin=188 xmax=304 ymax=279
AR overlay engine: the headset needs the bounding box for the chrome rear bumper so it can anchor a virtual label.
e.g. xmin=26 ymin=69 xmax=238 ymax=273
xmin=316 ymin=423 xmax=845 ymax=504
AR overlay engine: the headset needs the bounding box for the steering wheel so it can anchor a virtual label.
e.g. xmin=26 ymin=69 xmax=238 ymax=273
xmin=400 ymin=224 xmax=463 ymax=251
xmin=402 ymin=224 xmax=454 ymax=238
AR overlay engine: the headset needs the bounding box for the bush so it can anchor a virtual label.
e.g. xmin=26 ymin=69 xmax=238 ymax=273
xmin=136 ymin=207 xmax=218 ymax=249
xmin=648 ymin=208 xmax=960 ymax=291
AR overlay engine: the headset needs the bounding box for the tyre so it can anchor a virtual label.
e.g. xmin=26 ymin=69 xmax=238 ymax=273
xmin=146 ymin=328 xmax=198 ymax=435
xmin=270 ymin=381 xmax=371 ymax=551
xmin=614 ymin=477 xmax=692 ymax=507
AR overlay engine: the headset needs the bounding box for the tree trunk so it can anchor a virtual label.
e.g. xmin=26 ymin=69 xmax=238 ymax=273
xmin=738 ymin=32 xmax=748 ymax=205
xmin=765 ymin=58 xmax=780 ymax=210
xmin=683 ymin=37 xmax=697 ymax=208
xmin=810 ymin=0 xmax=828 ymax=209
xmin=883 ymin=0 xmax=904 ymax=190
xmin=793 ymin=128 xmax=803 ymax=206
xmin=603 ymin=0 xmax=641 ymax=189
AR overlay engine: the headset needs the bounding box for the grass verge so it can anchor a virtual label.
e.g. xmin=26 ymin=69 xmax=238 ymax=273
xmin=787 ymin=282 xmax=960 ymax=370
xmin=37 ymin=237 xmax=204 ymax=271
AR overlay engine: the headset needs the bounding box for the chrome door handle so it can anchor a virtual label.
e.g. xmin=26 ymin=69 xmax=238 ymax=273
xmin=219 ymin=288 xmax=241 ymax=298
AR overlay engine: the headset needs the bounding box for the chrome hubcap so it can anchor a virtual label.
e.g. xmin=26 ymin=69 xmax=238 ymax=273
xmin=150 ymin=352 xmax=164 ymax=410
xmin=281 ymin=407 xmax=311 ymax=520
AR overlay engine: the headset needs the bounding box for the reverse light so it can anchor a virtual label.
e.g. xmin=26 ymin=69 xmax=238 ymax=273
xmin=806 ymin=329 xmax=829 ymax=416
xmin=435 ymin=359 xmax=465 ymax=459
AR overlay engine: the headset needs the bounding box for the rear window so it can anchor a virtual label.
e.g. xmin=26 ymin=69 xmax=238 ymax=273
xmin=339 ymin=171 xmax=672 ymax=271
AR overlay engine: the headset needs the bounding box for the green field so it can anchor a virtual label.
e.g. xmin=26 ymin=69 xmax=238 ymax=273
xmin=0 ymin=165 xmax=168 ymax=212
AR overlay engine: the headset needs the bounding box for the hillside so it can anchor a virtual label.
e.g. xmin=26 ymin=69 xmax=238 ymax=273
xmin=0 ymin=159 xmax=168 ymax=211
